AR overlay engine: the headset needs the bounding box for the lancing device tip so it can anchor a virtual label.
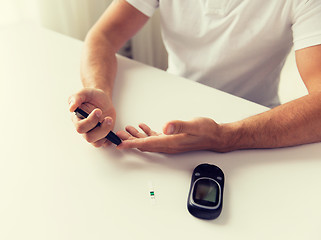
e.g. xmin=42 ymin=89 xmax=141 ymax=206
xmin=74 ymin=108 xmax=122 ymax=145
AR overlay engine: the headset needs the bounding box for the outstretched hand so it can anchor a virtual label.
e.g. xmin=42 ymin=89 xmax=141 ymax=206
xmin=117 ymin=118 xmax=232 ymax=154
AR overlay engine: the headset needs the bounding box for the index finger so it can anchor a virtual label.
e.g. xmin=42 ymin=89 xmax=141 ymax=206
xmin=117 ymin=134 xmax=183 ymax=153
xmin=68 ymin=89 xmax=95 ymax=112
xmin=68 ymin=94 xmax=85 ymax=113
xmin=71 ymin=109 xmax=101 ymax=133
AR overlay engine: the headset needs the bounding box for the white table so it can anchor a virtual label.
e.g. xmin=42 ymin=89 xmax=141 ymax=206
xmin=1 ymin=25 xmax=320 ymax=240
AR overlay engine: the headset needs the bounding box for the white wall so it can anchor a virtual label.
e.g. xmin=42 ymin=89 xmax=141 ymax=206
xmin=132 ymin=10 xmax=168 ymax=70
xmin=36 ymin=0 xmax=111 ymax=40
xmin=0 ymin=0 xmax=111 ymax=40
xmin=0 ymin=0 xmax=166 ymax=69
xmin=279 ymin=49 xmax=308 ymax=104
xmin=0 ymin=0 xmax=307 ymax=103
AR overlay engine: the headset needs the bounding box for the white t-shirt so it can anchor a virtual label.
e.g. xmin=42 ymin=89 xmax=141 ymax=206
xmin=126 ymin=0 xmax=321 ymax=107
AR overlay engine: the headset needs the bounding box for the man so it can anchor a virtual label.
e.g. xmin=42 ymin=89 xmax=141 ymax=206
xmin=68 ymin=0 xmax=321 ymax=153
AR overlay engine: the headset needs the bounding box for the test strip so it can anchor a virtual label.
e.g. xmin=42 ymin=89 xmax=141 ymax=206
xmin=148 ymin=181 xmax=156 ymax=205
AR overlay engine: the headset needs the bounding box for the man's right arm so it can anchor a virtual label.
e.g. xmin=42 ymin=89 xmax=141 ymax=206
xmin=69 ymin=0 xmax=149 ymax=147
xmin=81 ymin=0 xmax=149 ymax=95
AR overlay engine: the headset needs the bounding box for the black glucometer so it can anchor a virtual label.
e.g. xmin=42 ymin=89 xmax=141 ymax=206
xmin=74 ymin=108 xmax=122 ymax=146
xmin=187 ymin=163 xmax=224 ymax=220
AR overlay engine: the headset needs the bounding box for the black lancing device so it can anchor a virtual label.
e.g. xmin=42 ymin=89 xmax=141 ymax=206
xmin=74 ymin=107 xmax=122 ymax=146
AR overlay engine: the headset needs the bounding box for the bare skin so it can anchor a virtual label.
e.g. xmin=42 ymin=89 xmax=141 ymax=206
xmin=68 ymin=0 xmax=149 ymax=147
xmin=68 ymin=0 xmax=321 ymax=153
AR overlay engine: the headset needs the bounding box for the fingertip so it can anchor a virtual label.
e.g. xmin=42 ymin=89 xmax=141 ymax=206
xmin=125 ymin=125 xmax=134 ymax=132
xmin=103 ymin=116 xmax=113 ymax=126
xmin=93 ymin=108 xmax=102 ymax=118
xmin=86 ymin=109 xmax=101 ymax=122
xmin=116 ymin=130 xmax=131 ymax=140
xmin=103 ymin=141 xmax=112 ymax=147
xmin=116 ymin=130 xmax=124 ymax=136
xmin=68 ymin=97 xmax=76 ymax=112
xmin=68 ymin=89 xmax=89 ymax=112
xmin=139 ymin=123 xmax=149 ymax=132
xmin=163 ymin=123 xmax=175 ymax=135
xmin=139 ymin=123 xmax=147 ymax=128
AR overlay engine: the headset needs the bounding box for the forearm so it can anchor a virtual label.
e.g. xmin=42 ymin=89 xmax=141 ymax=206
xmin=79 ymin=0 xmax=150 ymax=100
xmin=80 ymin=30 xmax=118 ymax=98
xmin=222 ymin=92 xmax=321 ymax=151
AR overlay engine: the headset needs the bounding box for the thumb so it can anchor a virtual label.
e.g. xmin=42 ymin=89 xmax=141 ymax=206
xmin=163 ymin=120 xmax=200 ymax=135
xmin=68 ymin=89 xmax=90 ymax=112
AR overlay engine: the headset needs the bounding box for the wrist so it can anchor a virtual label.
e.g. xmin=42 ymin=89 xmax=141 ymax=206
xmin=213 ymin=122 xmax=244 ymax=153
xmin=82 ymin=77 xmax=113 ymax=96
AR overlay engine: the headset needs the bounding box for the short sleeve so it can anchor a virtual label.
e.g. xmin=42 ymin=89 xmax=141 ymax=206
xmin=292 ymin=0 xmax=321 ymax=50
xmin=126 ymin=0 xmax=159 ymax=17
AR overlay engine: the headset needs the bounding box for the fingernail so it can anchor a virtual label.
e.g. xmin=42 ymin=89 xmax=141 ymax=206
xmin=105 ymin=117 xmax=113 ymax=126
xmin=166 ymin=124 xmax=175 ymax=134
xmin=68 ymin=99 xmax=74 ymax=108
xmin=95 ymin=110 xmax=102 ymax=118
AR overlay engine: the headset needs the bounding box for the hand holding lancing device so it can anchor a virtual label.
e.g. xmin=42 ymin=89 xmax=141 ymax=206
xmin=69 ymin=88 xmax=117 ymax=147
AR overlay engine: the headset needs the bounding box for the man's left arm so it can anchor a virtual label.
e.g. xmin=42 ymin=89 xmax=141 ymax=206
xmin=117 ymin=45 xmax=321 ymax=153
xmin=228 ymin=44 xmax=321 ymax=149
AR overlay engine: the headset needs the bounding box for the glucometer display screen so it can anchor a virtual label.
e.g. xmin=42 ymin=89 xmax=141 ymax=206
xmin=193 ymin=178 xmax=219 ymax=207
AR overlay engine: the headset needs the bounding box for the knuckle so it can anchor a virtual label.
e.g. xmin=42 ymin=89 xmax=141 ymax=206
xmin=83 ymin=133 xmax=94 ymax=143
xmin=75 ymin=123 xmax=84 ymax=134
xmin=92 ymin=142 xmax=102 ymax=148
xmin=103 ymin=141 xmax=111 ymax=147
xmin=176 ymin=122 xmax=184 ymax=134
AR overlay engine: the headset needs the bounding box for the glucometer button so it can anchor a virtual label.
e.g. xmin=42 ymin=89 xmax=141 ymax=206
xmin=195 ymin=172 xmax=201 ymax=177
xmin=217 ymin=176 xmax=223 ymax=181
